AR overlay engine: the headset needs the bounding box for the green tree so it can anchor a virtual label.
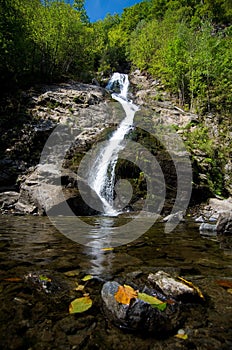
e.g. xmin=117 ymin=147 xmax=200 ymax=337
xmin=73 ymin=0 xmax=89 ymax=23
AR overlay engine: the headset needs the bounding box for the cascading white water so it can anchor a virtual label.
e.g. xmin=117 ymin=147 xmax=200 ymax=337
xmin=88 ymin=73 xmax=139 ymax=215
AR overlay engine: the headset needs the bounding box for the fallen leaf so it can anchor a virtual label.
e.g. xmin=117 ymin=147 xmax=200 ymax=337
xmin=114 ymin=284 xmax=138 ymax=305
xmin=175 ymin=333 xmax=188 ymax=340
xmin=138 ymin=292 xmax=167 ymax=311
xmin=75 ymin=284 xmax=85 ymax=291
xmin=175 ymin=329 xmax=188 ymax=340
xmin=101 ymin=247 xmax=114 ymax=251
xmin=64 ymin=270 xmax=80 ymax=277
xmin=39 ymin=275 xmax=51 ymax=282
xmin=177 ymin=276 xmax=204 ymax=299
xmin=3 ymin=277 xmax=22 ymax=282
xmin=81 ymin=275 xmax=93 ymax=282
xmin=69 ymin=296 xmax=92 ymax=314
xmin=216 ymin=280 xmax=232 ymax=289
xmin=227 ymin=288 xmax=232 ymax=294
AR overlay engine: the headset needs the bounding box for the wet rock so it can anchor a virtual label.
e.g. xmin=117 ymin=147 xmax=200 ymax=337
xmin=163 ymin=211 xmax=185 ymax=223
xmin=199 ymin=223 xmax=217 ymax=236
xmin=0 ymin=191 xmax=19 ymax=209
xmin=148 ymin=271 xmax=203 ymax=302
xmin=101 ymin=280 xmax=181 ymax=335
xmin=216 ymin=212 xmax=232 ymax=234
xmin=24 ymin=270 xmax=72 ymax=296
xmin=195 ymin=215 xmax=205 ymax=223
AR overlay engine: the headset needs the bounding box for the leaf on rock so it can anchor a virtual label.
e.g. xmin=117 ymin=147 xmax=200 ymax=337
xmin=81 ymin=274 xmax=93 ymax=282
xmin=177 ymin=276 xmax=204 ymax=299
xmin=138 ymin=292 xmax=167 ymax=311
xmin=101 ymin=247 xmax=114 ymax=251
xmin=114 ymin=284 xmax=138 ymax=305
xmin=69 ymin=296 xmax=92 ymax=314
xmin=216 ymin=280 xmax=232 ymax=289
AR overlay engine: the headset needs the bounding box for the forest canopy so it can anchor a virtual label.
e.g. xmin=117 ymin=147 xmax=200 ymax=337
xmin=0 ymin=0 xmax=231 ymax=113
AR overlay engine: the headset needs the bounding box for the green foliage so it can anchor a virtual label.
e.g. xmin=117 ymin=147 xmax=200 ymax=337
xmin=0 ymin=0 xmax=231 ymax=115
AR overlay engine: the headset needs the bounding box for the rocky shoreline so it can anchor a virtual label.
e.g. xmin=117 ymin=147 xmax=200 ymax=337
xmin=0 ymin=71 xmax=231 ymax=235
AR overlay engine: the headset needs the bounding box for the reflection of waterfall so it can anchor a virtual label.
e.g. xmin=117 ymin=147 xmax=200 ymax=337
xmin=88 ymin=73 xmax=139 ymax=215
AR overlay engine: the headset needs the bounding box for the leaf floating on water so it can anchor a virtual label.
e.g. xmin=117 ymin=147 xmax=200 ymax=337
xmin=177 ymin=276 xmax=204 ymax=299
xmin=216 ymin=280 xmax=232 ymax=289
xmin=138 ymin=292 xmax=167 ymax=311
xmin=64 ymin=270 xmax=80 ymax=277
xmin=114 ymin=284 xmax=138 ymax=305
xmin=3 ymin=277 xmax=22 ymax=282
xmin=39 ymin=275 xmax=51 ymax=282
xmin=81 ymin=275 xmax=93 ymax=282
xmin=69 ymin=296 xmax=92 ymax=314
xmin=75 ymin=284 xmax=85 ymax=291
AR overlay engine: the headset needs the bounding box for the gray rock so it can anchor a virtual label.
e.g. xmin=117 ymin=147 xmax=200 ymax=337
xmin=101 ymin=281 xmax=181 ymax=334
xmin=0 ymin=191 xmax=19 ymax=208
xmin=195 ymin=215 xmax=205 ymax=222
xmin=163 ymin=211 xmax=185 ymax=223
xmin=14 ymin=165 xmax=103 ymax=216
xmin=148 ymin=271 xmax=203 ymax=302
xmin=199 ymin=223 xmax=217 ymax=236
xmin=216 ymin=212 xmax=232 ymax=234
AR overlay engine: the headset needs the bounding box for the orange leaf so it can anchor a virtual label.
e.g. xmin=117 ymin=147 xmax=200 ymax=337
xmin=3 ymin=277 xmax=22 ymax=282
xmin=216 ymin=280 xmax=232 ymax=289
xmin=114 ymin=284 xmax=138 ymax=305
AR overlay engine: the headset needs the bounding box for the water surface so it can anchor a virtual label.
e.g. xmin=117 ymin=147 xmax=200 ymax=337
xmin=0 ymin=215 xmax=232 ymax=349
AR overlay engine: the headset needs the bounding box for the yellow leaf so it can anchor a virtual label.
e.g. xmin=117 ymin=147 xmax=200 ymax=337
xmin=114 ymin=284 xmax=138 ymax=305
xmin=175 ymin=329 xmax=188 ymax=340
xmin=69 ymin=296 xmax=92 ymax=314
xmin=175 ymin=333 xmax=188 ymax=340
xmin=81 ymin=275 xmax=93 ymax=281
xmin=227 ymin=288 xmax=232 ymax=294
xmin=64 ymin=270 xmax=80 ymax=277
xmin=101 ymin=247 xmax=114 ymax=251
xmin=177 ymin=276 xmax=204 ymax=299
xmin=75 ymin=284 xmax=85 ymax=291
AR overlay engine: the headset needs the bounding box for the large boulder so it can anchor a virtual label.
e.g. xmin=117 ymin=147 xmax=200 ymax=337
xmin=14 ymin=164 xmax=103 ymax=216
xmin=101 ymin=280 xmax=181 ymax=335
xmin=216 ymin=212 xmax=232 ymax=234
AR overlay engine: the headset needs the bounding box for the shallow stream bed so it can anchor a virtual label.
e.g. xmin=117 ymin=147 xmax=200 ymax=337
xmin=0 ymin=215 xmax=232 ymax=349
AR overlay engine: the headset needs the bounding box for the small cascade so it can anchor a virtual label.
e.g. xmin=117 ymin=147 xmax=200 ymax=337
xmin=88 ymin=73 xmax=139 ymax=215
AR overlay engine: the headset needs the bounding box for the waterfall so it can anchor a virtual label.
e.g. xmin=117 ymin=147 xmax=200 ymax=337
xmin=88 ymin=73 xmax=139 ymax=215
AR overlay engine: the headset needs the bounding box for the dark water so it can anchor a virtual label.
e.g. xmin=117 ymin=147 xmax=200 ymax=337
xmin=0 ymin=215 xmax=232 ymax=349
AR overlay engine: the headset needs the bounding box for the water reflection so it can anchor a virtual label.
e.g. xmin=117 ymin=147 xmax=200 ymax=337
xmin=86 ymin=217 xmax=114 ymax=276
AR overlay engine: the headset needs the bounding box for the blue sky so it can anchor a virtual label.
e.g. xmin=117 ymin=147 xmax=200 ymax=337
xmin=69 ymin=1 xmax=143 ymax=22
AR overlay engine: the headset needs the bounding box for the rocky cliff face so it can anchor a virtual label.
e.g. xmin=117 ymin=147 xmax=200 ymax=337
xmin=0 ymin=72 xmax=231 ymax=215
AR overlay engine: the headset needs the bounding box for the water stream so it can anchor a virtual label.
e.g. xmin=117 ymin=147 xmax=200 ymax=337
xmin=88 ymin=73 xmax=139 ymax=215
